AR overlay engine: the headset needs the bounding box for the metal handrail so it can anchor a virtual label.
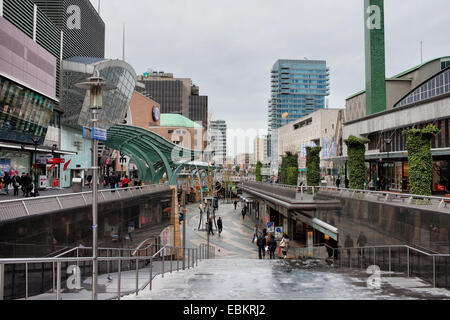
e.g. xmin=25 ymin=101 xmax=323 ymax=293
xmin=318 ymin=186 xmax=450 ymax=203
xmin=0 ymin=184 xmax=167 ymax=204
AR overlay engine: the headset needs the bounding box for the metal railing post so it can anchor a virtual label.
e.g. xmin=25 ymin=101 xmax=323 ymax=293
xmin=170 ymin=247 xmax=173 ymax=274
xmin=117 ymin=258 xmax=121 ymax=300
xmin=407 ymin=247 xmax=410 ymax=277
xmin=52 ymin=261 xmax=55 ymax=293
xmin=360 ymin=248 xmax=363 ymax=270
xmin=373 ymin=248 xmax=376 ymax=266
xmin=162 ymin=248 xmax=165 ymax=278
xmin=196 ymin=248 xmax=198 ymax=267
xmin=177 ymin=247 xmax=179 ymax=272
xmin=188 ymin=248 xmax=191 ymax=269
xmin=433 ymin=256 xmax=436 ymax=288
xmin=0 ymin=264 xmax=4 ymax=300
xmin=107 ymin=249 xmax=110 ymax=275
xmin=25 ymin=263 xmax=28 ymax=299
xmin=56 ymin=261 xmax=61 ymax=301
xmin=149 ymin=258 xmax=153 ymax=291
xmin=389 ymin=247 xmax=391 ymax=273
xmin=135 ymin=256 xmax=139 ymax=295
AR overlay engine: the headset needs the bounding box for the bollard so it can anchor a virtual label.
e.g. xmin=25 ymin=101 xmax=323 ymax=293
xmin=117 ymin=258 xmax=121 ymax=300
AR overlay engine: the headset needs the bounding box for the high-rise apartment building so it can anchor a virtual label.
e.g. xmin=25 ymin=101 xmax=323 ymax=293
xmin=253 ymin=137 xmax=265 ymax=164
xmin=137 ymin=71 xmax=208 ymax=130
xmin=31 ymin=0 xmax=105 ymax=59
xmin=268 ymin=59 xmax=329 ymax=174
xmin=208 ymin=120 xmax=227 ymax=165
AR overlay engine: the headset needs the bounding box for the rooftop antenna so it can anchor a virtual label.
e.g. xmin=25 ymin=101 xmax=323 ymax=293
xmin=420 ymin=41 xmax=423 ymax=64
xmin=122 ymin=24 xmax=125 ymax=61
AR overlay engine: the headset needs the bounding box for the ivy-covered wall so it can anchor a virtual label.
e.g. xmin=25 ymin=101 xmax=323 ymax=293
xmin=344 ymin=135 xmax=369 ymax=190
xmin=255 ymin=161 xmax=262 ymax=182
xmin=306 ymin=146 xmax=321 ymax=187
xmin=280 ymin=152 xmax=298 ymax=185
xmin=404 ymin=124 xmax=440 ymax=196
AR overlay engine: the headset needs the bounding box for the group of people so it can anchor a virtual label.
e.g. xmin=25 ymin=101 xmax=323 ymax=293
xmin=0 ymin=171 xmax=37 ymax=197
xmin=207 ymin=216 xmax=223 ymax=236
xmin=103 ymin=173 xmax=141 ymax=190
xmin=254 ymin=227 xmax=290 ymax=260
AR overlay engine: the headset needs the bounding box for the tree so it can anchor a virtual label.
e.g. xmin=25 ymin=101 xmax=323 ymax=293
xmin=344 ymin=135 xmax=370 ymax=190
xmin=255 ymin=161 xmax=262 ymax=182
xmin=403 ymin=124 xmax=440 ymax=196
xmin=305 ymin=146 xmax=322 ymax=187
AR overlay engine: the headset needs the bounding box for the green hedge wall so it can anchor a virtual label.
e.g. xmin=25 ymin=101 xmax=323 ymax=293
xmin=281 ymin=152 xmax=298 ymax=185
xmin=344 ymin=135 xmax=369 ymax=190
xmin=404 ymin=124 xmax=440 ymax=196
xmin=306 ymin=146 xmax=321 ymax=187
xmin=255 ymin=161 xmax=262 ymax=182
xmin=287 ymin=167 xmax=298 ymax=186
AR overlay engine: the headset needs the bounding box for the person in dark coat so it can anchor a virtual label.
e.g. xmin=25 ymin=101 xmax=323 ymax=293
xmin=109 ymin=173 xmax=117 ymax=191
xmin=208 ymin=218 xmax=214 ymax=236
xmin=3 ymin=172 xmax=10 ymax=195
xmin=233 ymin=200 xmax=238 ymax=210
xmin=11 ymin=172 xmax=20 ymax=196
xmin=336 ymin=176 xmax=341 ymax=188
xmin=256 ymin=233 xmax=266 ymax=259
xmin=20 ymin=172 xmax=26 ymax=196
xmin=23 ymin=173 xmax=32 ymax=197
xmin=268 ymin=234 xmax=277 ymax=259
xmin=217 ymin=217 xmax=223 ymax=235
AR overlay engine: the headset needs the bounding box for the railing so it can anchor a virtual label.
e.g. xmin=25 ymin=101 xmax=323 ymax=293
xmin=318 ymin=186 xmax=450 ymax=211
xmin=242 ymin=182 xmax=450 ymax=210
xmin=0 ymin=242 xmax=216 ymax=300
xmin=0 ymin=184 xmax=170 ymax=223
xmin=299 ymin=243 xmax=450 ymax=289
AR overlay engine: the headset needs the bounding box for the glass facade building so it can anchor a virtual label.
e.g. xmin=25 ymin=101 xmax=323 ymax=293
xmin=268 ymin=59 xmax=329 ymax=172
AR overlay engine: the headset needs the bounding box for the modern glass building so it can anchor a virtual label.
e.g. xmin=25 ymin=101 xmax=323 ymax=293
xmin=208 ymin=120 xmax=227 ymax=165
xmin=267 ymin=59 xmax=329 ymax=174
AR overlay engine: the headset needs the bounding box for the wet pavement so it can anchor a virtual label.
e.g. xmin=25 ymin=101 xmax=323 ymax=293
xmin=122 ymin=258 xmax=450 ymax=300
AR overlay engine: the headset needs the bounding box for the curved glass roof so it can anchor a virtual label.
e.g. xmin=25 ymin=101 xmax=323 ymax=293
xmin=106 ymin=124 xmax=210 ymax=184
xmin=395 ymin=67 xmax=450 ymax=108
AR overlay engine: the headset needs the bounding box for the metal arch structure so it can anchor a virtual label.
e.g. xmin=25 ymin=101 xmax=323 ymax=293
xmin=106 ymin=124 xmax=213 ymax=185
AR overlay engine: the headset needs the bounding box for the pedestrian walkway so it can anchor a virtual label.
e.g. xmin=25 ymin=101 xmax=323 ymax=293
xmin=122 ymin=258 xmax=450 ymax=300
xmin=0 ymin=186 xmax=93 ymax=201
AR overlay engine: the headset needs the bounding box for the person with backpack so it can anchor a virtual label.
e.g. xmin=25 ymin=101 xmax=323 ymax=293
xmin=268 ymin=234 xmax=277 ymax=259
xmin=279 ymin=234 xmax=290 ymax=259
xmin=256 ymin=233 xmax=266 ymax=259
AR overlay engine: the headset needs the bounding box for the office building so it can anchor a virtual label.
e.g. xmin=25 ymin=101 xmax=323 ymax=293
xmin=253 ymin=137 xmax=265 ymax=164
xmin=137 ymin=71 xmax=208 ymax=130
xmin=208 ymin=120 xmax=227 ymax=165
xmin=268 ymin=59 xmax=330 ymax=175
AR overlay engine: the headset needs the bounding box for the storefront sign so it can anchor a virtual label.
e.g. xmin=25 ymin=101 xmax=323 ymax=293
xmin=92 ymin=127 xmax=107 ymax=141
xmin=267 ymin=222 xmax=274 ymax=233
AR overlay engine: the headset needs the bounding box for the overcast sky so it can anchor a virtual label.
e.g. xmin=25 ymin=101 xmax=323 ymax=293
xmin=92 ymin=0 xmax=450 ymax=156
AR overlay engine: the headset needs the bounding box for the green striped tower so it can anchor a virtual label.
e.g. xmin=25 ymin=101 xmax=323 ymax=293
xmin=364 ymin=0 xmax=387 ymax=115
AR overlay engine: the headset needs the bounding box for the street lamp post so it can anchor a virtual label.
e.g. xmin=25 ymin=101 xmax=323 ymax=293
xmin=385 ymin=138 xmax=392 ymax=191
xmin=75 ymin=72 xmax=115 ymax=300
xmin=31 ymin=137 xmax=40 ymax=196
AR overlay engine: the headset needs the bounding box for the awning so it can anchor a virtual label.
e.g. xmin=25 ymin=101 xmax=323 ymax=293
xmin=293 ymin=211 xmax=338 ymax=241
xmin=0 ymin=142 xmax=77 ymax=155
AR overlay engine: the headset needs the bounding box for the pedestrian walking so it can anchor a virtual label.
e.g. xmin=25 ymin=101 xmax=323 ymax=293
xmin=252 ymin=224 xmax=258 ymax=243
xmin=87 ymin=174 xmax=92 ymax=188
xmin=217 ymin=217 xmax=223 ymax=235
xmin=233 ymin=200 xmax=238 ymax=210
xmin=109 ymin=173 xmax=117 ymax=191
xmin=344 ymin=234 xmax=354 ymax=259
xmin=20 ymin=172 xmax=26 ymax=196
xmin=120 ymin=175 xmax=130 ymax=188
xmin=23 ymin=173 xmax=32 ymax=197
xmin=268 ymin=234 xmax=277 ymax=259
xmin=336 ymin=176 xmax=341 ymax=188
xmin=208 ymin=218 xmax=214 ymax=236
xmin=11 ymin=172 xmax=20 ymax=196
xmin=256 ymin=233 xmax=266 ymax=259
xmin=241 ymin=207 xmax=246 ymax=220
xmin=279 ymin=234 xmax=290 ymax=259
xmin=3 ymin=172 xmax=10 ymax=195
